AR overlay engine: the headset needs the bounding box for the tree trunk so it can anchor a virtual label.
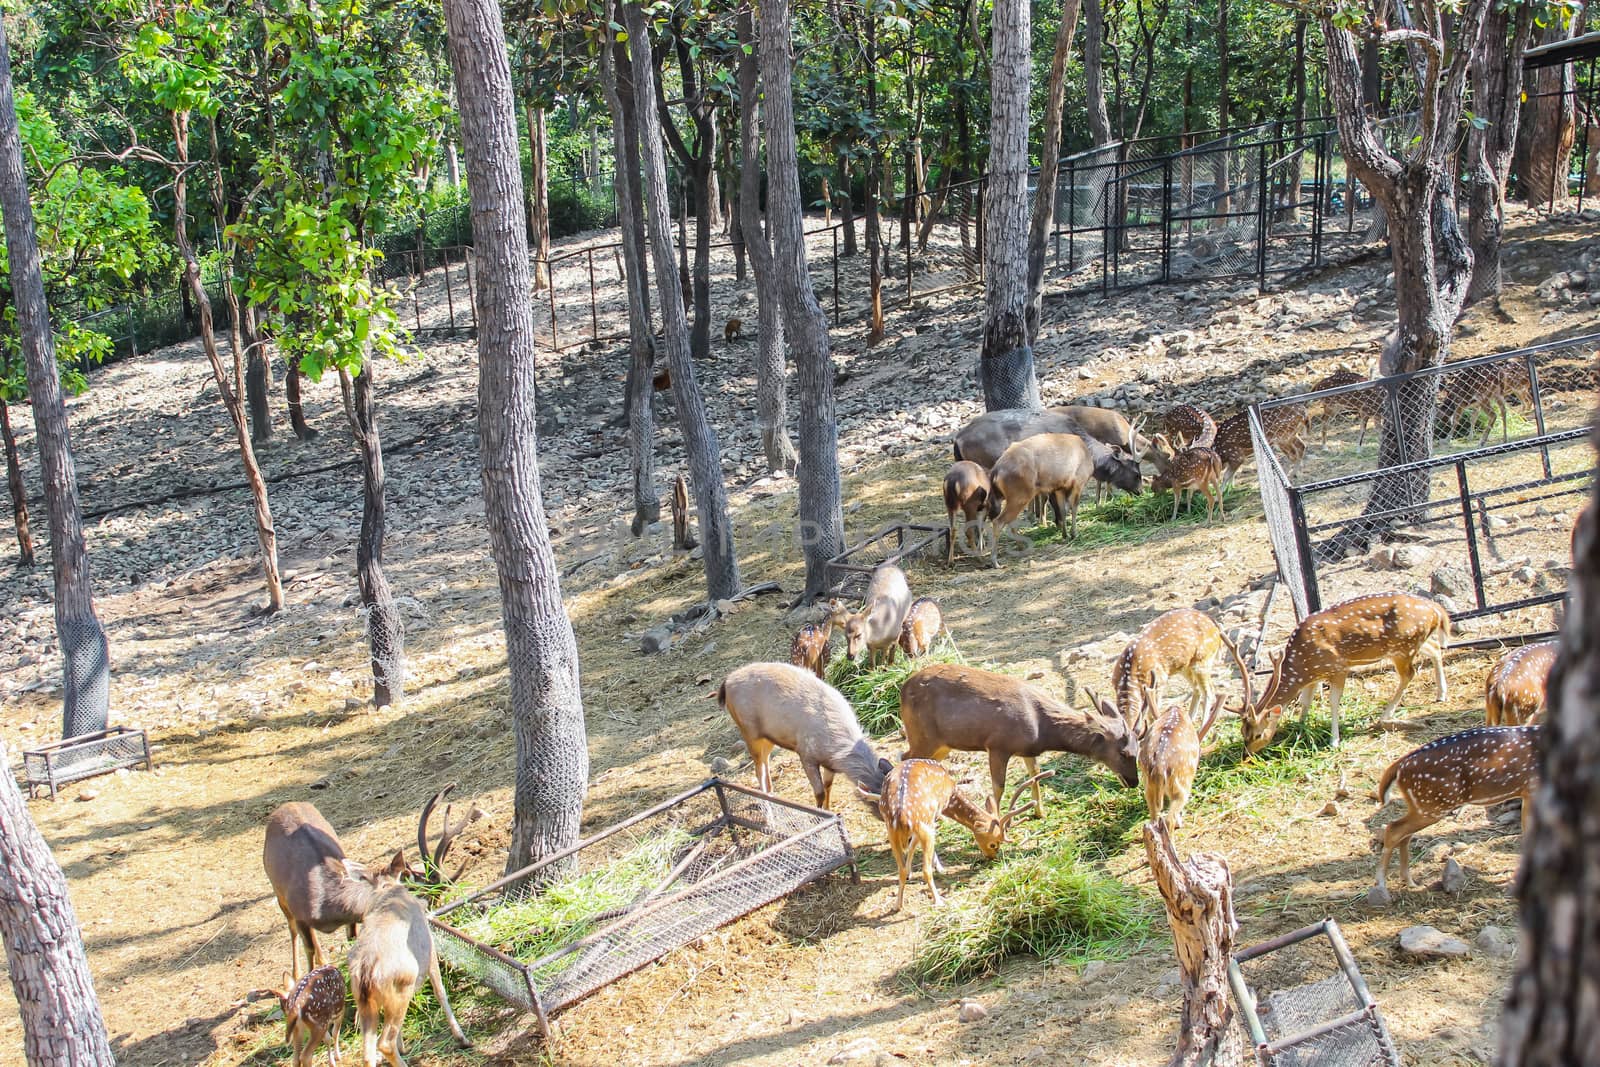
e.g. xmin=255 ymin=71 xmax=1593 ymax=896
xmin=707 ymin=166 xmax=723 ymax=234
xmin=1143 ymin=819 xmax=1245 ymax=1067
xmin=979 ymin=0 xmax=1041 ymax=412
xmin=737 ymin=13 xmax=798 ymax=476
xmin=244 ymin=306 xmax=273 ymax=444
xmin=1 ymin=398 xmax=34 ymax=567
xmin=443 ymin=0 xmax=589 ymax=877
xmin=445 ymin=141 xmax=461 ymax=187
xmin=1500 ymin=469 xmax=1600 ymax=1063
xmin=626 ymin=1 xmax=741 ymax=601
xmin=284 ymin=354 xmax=317 ymax=440
xmin=0 ymin=20 xmax=109 ymax=737
xmin=865 ymin=14 xmax=884 ymax=343
xmin=171 ymin=111 xmax=285 ymax=614
xmin=1516 ymin=19 xmax=1578 ymax=209
xmin=1466 ymin=0 xmax=1534 ymax=306
xmin=528 ymin=103 xmax=551 ymax=291
xmin=0 ymin=742 xmax=114 ymax=1066
xmin=341 ymin=365 xmax=404 ymax=707
xmin=1214 ymin=0 xmax=1231 ymax=215
xmin=602 ymin=24 xmax=661 ymax=536
xmin=759 ymin=0 xmax=845 ymax=601
xmin=1025 ymin=0 xmax=1083 ymax=342
xmin=839 ymin=156 xmax=857 ymax=256
xmin=1084 ymin=0 xmax=1113 ymax=148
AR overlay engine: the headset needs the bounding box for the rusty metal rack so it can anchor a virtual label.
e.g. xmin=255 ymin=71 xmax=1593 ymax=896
xmin=823 ymin=523 xmax=950 ymax=599
xmin=1227 ymin=919 xmax=1401 ymax=1066
xmin=21 ymin=726 xmax=153 ymax=799
xmin=428 ymin=778 xmax=855 ymax=1038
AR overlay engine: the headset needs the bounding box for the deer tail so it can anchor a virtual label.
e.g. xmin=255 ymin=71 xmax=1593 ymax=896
xmin=715 ymin=680 xmax=727 ymax=707
xmin=1377 ymin=758 xmax=1401 ymax=807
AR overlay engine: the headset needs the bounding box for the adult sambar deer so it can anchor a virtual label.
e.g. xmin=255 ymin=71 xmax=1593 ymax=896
xmin=264 ymin=802 xmax=384 ymax=981
xmin=899 ymin=663 xmax=1140 ymax=817
xmin=1236 ymin=592 xmax=1450 ymax=755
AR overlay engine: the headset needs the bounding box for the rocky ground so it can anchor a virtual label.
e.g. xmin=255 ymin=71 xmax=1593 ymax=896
xmin=0 ymin=204 xmax=1597 ymax=1067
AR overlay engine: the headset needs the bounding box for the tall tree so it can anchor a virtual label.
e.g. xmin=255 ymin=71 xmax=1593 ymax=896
xmin=0 ymin=398 xmax=31 ymax=566
xmin=978 ymin=0 xmax=1041 ymax=411
xmin=444 ymin=0 xmax=590 ymax=875
xmin=1464 ymin=0 xmax=1536 ymax=307
xmin=625 ymin=0 xmax=742 ymax=601
xmin=0 ymin=13 xmax=109 ymax=738
xmin=760 ymin=0 xmax=845 ymax=600
xmin=0 ymin=743 xmax=113 ymax=1066
xmin=1025 ymin=0 xmax=1084 ymax=342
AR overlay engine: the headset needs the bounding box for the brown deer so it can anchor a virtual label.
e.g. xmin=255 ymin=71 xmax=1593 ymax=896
xmin=724 ymin=317 xmax=744 ymax=342
xmin=718 ymin=662 xmax=890 ymax=809
xmin=1485 ymin=640 xmax=1558 ymax=726
xmin=943 ymin=461 xmax=992 ymax=563
xmin=789 ymin=599 xmax=849 ymax=679
xmin=1440 ymin=360 xmax=1532 ymax=445
xmin=277 ymin=965 xmax=346 ymax=1067
xmin=899 ymin=663 xmax=1140 ymax=817
xmin=952 ymin=405 xmax=1148 ymax=470
xmin=1111 ymin=608 xmax=1247 ymax=733
xmin=986 ymin=433 xmax=1142 ymax=563
xmin=1310 ymin=369 xmax=1381 ymax=448
xmin=1091 ymin=692 xmax=1223 ymax=830
xmin=348 ymin=852 xmax=468 ymax=1067
xmin=1149 ymin=446 xmax=1225 ymax=522
xmin=1236 ymin=592 xmax=1451 ymax=754
xmin=1370 ymin=725 xmax=1540 ymax=904
xmin=263 ymin=802 xmax=384 ymax=982
xmin=843 ymin=564 xmax=913 ymax=666
xmin=1161 ymin=404 xmax=1217 ymax=449
xmin=857 ymin=759 xmax=1048 ymax=910
xmin=1214 ymin=406 xmax=1310 ymax=487
xmin=898 ymin=598 xmax=944 ymax=659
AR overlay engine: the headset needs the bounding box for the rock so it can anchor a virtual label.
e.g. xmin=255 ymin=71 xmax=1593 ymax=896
xmin=1399 ymin=925 xmax=1470 ymax=959
xmin=77 ymin=788 xmax=99 ymax=802
xmin=1512 ymin=565 xmax=1538 ymax=583
xmin=1390 ymin=545 xmax=1430 ymax=570
xmin=1431 ymin=565 xmax=1472 ymax=600
xmin=710 ymin=756 xmax=737 ymax=775
xmin=827 ymin=1037 xmax=888 ymax=1064
xmin=1441 ymin=857 xmax=1467 ymax=895
xmin=1476 ymin=925 xmax=1516 ymax=960
xmin=957 ymin=998 xmax=989 ymax=1023
xmin=1155 ymin=967 xmax=1182 ymax=993
xmin=640 ymin=625 xmax=675 ymax=654
xmin=1082 ymin=960 xmax=1109 ymax=980
xmin=1486 ymin=514 xmax=1510 ymax=533
xmin=1320 ymin=801 xmax=1341 ymax=817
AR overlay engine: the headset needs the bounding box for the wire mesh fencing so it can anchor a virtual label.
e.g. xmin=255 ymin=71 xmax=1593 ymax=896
xmin=1252 ymin=333 xmax=1598 ymax=645
xmin=22 ymin=726 xmax=153 ymax=798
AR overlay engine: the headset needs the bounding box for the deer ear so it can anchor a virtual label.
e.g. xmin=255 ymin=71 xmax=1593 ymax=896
xmin=385 ymin=850 xmax=408 ymax=878
xmin=339 ymin=858 xmax=367 ymax=882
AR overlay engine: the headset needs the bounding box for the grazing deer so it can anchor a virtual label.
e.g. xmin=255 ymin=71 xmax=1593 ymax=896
xmin=986 ymin=433 xmax=1142 ymax=563
xmin=1149 ymin=446 xmax=1225 ymax=522
xmin=843 ymin=564 xmax=913 ymax=666
xmin=898 ymin=598 xmax=944 ymax=659
xmin=1092 ymin=693 xmax=1222 ymax=830
xmin=1236 ymin=592 xmax=1451 ymax=754
xmin=1111 ymin=608 xmax=1246 ymax=733
xmin=718 ymin=662 xmax=890 ymax=809
xmin=349 ymin=852 xmax=468 ymax=1067
xmin=1214 ymin=406 xmax=1310 ymax=487
xmin=790 ymin=599 xmax=849 ymax=679
xmin=1161 ymin=404 xmax=1217 ymax=449
xmin=1311 ymin=369 xmax=1381 ymax=448
xmin=724 ymin=317 xmax=743 ymax=342
xmin=1485 ymin=640 xmax=1558 ymax=726
xmin=277 ymin=965 xmax=346 ymax=1067
xmin=1440 ymin=360 xmax=1532 ymax=445
xmin=899 ymin=663 xmax=1140 ymax=817
xmin=952 ymin=405 xmax=1143 ymax=468
xmin=943 ymin=461 xmax=992 ymax=563
xmin=264 ymin=802 xmax=385 ymax=981
xmin=1371 ymin=725 xmax=1540 ymax=903
xmin=857 ymin=759 xmax=1048 ymax=910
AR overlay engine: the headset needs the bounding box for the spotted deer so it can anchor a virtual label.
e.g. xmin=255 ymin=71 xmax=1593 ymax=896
xmin=844 ymin=564 xmax=914 ymax=666
xmin=1236 ymin=592 xmax=1451 ymax=754
xmin=1370 ymin=725 xmax=1541 ymax=904
xmin=1214 ymin=406 xmax=1310 ymax=487
xmin=789 ymin=599 xmax=849 ymax=679
xmin=1311 ymin=369 xmax=1381 ymax=448
xmin=898 ymin=598 xmax=944 ymax=659
xmin=1485 ymin=640 xmax=1558 ymax=726
xmin=277 ymin=965 xmax=346 ymax=1067
xmin=857 ymin=759 xmax=1049 ymax=909
xmin=1149 ymin=446 xmax=1225 ymax=522
xmin=1111 ymin=608 xmax=1247 ymax=734
xmin=1440 ymin=360 xmax=1532 ymax=445
xmin=943 ymin=461 xmax=992 ymax=562
xmin=1160 ymin=404 xmax=1217 ymax=449
xmin=1092 ymin=692 xmax=1222 ymax=830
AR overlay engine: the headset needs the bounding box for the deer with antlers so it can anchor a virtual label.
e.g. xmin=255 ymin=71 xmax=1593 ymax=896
xmin=1111 ymin=608 xmax=1247 ymax=734
xmin=1090 ymin=691 xmax=1223 ymax=830
xmin=858 ymin=759 xmax=1051 ymax=910
xmin=1236 ymin=592 xmax=1450 ymax=755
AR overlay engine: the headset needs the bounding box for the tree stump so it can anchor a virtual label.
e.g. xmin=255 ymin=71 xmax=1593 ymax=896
xmin=1143 ymin=818 xmax=1247 ymax=1067
xmin=672 ymin=473 xmax=697 ymax=551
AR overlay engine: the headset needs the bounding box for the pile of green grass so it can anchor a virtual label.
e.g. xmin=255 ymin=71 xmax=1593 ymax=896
xmin=1441 ymin=405 xmax=1534 ymax=445
xmin=827 ymin=639 xmax=966 ymax=735
xmin=1019 ymin=483 xmax=1254 ymax=550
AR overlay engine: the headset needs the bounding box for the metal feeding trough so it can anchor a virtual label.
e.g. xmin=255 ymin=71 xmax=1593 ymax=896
xmin=428 ymin=778 xmax=856 ymax=1038
xmin=824 ymin=523 xmax=950 ymax=598
xmin=1227 ymin=919 xmax=1401 ymax=1066
xmin=22 ymin=726 xmax=153 ymax=799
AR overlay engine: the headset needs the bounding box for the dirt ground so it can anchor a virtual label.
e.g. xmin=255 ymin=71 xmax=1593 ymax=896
xmin=1 ymin=207 xmax=1597 ymax=1067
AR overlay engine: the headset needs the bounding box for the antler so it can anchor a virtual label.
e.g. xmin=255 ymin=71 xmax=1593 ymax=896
xmin=1218 ymin=627 xmax=1255 ymax=717
xmin=417 ymin=783 xmax=484 ymax=886
xmin=1196 ymin=694 xmax=1226 ymax=745
xmin=1000 ymin=769 xmax=1057 ymax=828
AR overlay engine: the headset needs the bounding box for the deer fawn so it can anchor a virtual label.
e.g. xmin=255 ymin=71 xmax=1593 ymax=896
xmin=943 ymin=461 xmax=992 ymax=563
xmin=349 ymin=852 xmax=468 ymax=1067
xmin=1485 ymin=640 xmax=1558 ymax=726
xmin=1214 ymin=407 xmax=1309 ymax=487
xmin=843 ymin=564 xmax=913 ymax=666
xmin=899 ymin=663 xmax=1139 ymax=817
xmin=1370 ymin=725 xmax=1541 ymax=904
xmin=1236 ymin=592 xmax=1450 ymax=754
xmin=898 ymin=598 xmax=943 ymax=659
xmin=718 ymin=662 xmax=890 ymax=809
xmin=790 ymin=599 xmax=849 ymax=679
xmin=1160 ymin=404 xmax=1217 ymax=449
xmin=1149 ymin=446 xmax=1225 ymax=522
xmin=277 ymin=965 xmax=346 ymax=1067
xmin=1112 ymin=608 xmax=1246 ymax=733
xmin=264 ymin=802 xmax=385 ymax=981
xmin=858 ymin=759 xmax=1049 ymax=910
xmin=1311 ymin=369 xmax=1381 ymax=448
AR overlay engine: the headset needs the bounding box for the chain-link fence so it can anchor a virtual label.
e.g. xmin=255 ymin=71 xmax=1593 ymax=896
xmin=1251 ymin=333 xmax=1598 ymax=645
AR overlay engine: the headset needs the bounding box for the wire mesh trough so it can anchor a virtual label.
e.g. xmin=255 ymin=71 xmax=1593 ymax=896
xmin=22 ymin=726 xmax=153 ymax=799
xmin=824 ymin=523 xmax=949 ymax=598
xmin=1227 ymin=919 xmax=1401 ymax=1067
xmin=428 ymin=778 xmax=856 ymax=1037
